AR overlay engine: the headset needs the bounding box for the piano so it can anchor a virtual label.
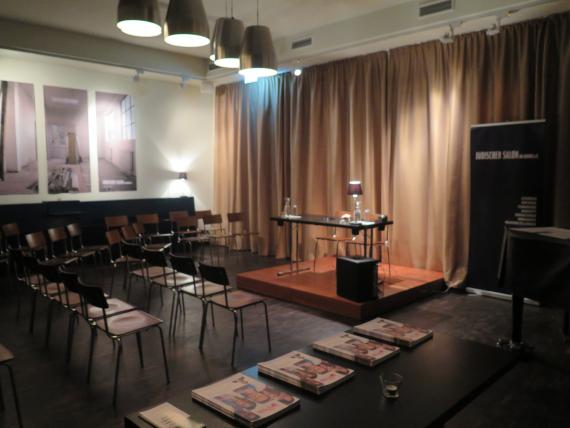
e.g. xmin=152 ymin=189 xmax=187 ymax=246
xmin=501 ymin=227 xmax=570 ymax=348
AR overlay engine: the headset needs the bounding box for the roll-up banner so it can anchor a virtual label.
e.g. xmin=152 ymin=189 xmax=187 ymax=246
xmin=467 ymin=120 xmax=546 ymax=293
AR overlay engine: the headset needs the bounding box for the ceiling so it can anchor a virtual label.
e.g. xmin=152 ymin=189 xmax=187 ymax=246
xmin=0 ymin=0 xmax=410 ymax=59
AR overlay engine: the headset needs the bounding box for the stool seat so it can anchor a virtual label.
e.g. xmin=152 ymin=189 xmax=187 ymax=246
xmin=210 ymin=290 xmax=265 ymax=309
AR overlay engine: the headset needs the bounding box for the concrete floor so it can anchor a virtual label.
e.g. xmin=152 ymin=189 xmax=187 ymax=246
xmin=0 ymin=250 xmax=569 ymax=428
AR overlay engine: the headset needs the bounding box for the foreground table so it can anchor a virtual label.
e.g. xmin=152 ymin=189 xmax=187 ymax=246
xmin=125 ymin=333 xmax=517 ymax=428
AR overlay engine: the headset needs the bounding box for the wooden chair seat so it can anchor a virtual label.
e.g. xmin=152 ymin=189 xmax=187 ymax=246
xmin=315 ymin=235 xmax=353 ymax=242
xmin=96 ymin=310 xmax=162 ymax=337
xmin=210 ymin=290 xmax=266 ymax=309
xmin=180 ymin=281 xmax=226 ymax=297
xmin=145 ymin=243 xmax=171 ymax=251
xmin=43 ymin=256 xmax=79 ymax=266
xmin=54 ymin=290 xmax=82 ymax=307
xmin=82 ymin=298 xmax=136 ymax=320
xmin=152 ymin=272 xmax=194 ymax=288
xmin=113 ymin=255 xmax=142 ymax=264
xmin=0 ymin=343 xmax=15 ymax=364
xmin=43 ymin=282 xmax=63 ymax=295
xmin=131 ymin=266 xmax=174 ymax=278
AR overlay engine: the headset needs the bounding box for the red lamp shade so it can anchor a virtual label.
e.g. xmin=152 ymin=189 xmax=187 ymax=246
xmin=347 ymin=180 xmax=363 ymax=196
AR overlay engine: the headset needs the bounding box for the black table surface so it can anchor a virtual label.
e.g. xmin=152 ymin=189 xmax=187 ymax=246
xmin=125 ymin=333 xmax=517 ymax=428
xmin=270 ymin=214 xmax=393 ymax=230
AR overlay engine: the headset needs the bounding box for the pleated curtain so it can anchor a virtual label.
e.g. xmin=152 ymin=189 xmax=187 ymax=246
xmin=213 ymin=12 xmax=570 ymax=286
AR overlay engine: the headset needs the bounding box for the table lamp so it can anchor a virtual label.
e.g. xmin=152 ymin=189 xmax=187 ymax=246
xmin=347 ymin=180 xmax=363 ymax=221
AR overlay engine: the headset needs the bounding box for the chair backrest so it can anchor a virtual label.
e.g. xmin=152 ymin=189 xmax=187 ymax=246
xmin=142 ymin=248 xmax=167 ymax=268
xmin=136 ymin=213 xmax=160 ymax=234
xmin=199 ymin=262 xmax=230 ymax=306
xmin=169 ymin=211 xmax=188 ymax=223
xmin=175 ymin=215 xmax=198 ymax=231
xmin=195 ymin=210 xmax=212 ymax=219
xmin=132 ymin=222 xmax=145 ymax=236
xmin=59 ymin=266 xmax=81 ymax=294
xmin=169 ymin=253 xmax=198 ymax=277
xmin=48 ymin=227 xmax=69 ymax=255
xmin=25 ymin=232 xmax=48 ymax=255
xmin=122 ymin=240 xmax=142 ymax=260
xmin=203 ymin=214 xmax=223 ymax=228
xmin=77 ymin=278 xmax=109 ymax=310
xmin=66 ymin=223 xmax=82 ymax=238
xmin=104 ymin=215 xmax=129 ymax=230
xmin=121 ymin=224 xmax=139 ymax=241
xmin=227 ymin=212 xmax=245 ymax=223
xmin=2 ymin=223 xmax=21 ymax=250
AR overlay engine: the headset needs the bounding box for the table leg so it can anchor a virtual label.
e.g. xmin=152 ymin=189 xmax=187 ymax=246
xmin=295 ymin=223 xmax=300 ymax=273
xmin=289 ymin=222 xmax=293 ymax=273
xmin=512 ymin=294 xmax=524 ymax=344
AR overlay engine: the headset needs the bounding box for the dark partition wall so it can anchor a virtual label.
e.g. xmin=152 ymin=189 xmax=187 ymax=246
xmin=467 ymin=120 xmax=547 ymax=293
xmin=0 ymin=196 xmax=195 ymax=244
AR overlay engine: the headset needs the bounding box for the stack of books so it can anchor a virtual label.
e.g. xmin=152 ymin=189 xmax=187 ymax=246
xmin=353 ymin=317 xmax=433 ymax=348
xmin=258 ymin=351 xmax=354 ymax=395
xmin=313 ymin=332 xmax=400 ymax=367
xmin=191 ymin=373 xmax=299 ymax=427
xmin=139 ymin=402 xmax=205 ymax=428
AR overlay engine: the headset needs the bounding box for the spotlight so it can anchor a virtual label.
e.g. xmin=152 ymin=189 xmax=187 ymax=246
xmin=180 ymin=75 xmax=189 ymax=88
xmin=439 ymin=25 xmax=455 ymax=44
xmin=133 ymin=69 xmax=144 ymax=82
xmin=293 ymin=68 xmax=302 ymax=77
xmin=486 ymin=17 xmax=501 ymax=36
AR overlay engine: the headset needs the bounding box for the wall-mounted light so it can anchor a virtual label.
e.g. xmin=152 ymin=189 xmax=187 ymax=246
xmin=117 ymin=0 xmax=162 ymax=38
xmin=178 ymin=172 xmax=188 ymax=180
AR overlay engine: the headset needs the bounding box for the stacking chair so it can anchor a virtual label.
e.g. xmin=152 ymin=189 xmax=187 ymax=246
xmin=78 ymin=278 xmax=170 ymax=406
xmin=169 ymin=253 xmax=225 ymax=335
xmin=0 ymin=343 xmax=23 ymax=428
xmin=194 ymin=210 xmax=212 ymax=232
xmin=105 ymin=229 xmax=135 ymax=295
xmin=173 ymin=214 xmax=210 ymax=257
xmin=227 ymin=212 xmax=259 ymax=251
xmin=120 ymin=224 xmax=141 ymax=243
xmin=313 ymin=210 xmax=354 ymax=272
xmin=1 ymin=223 xmax=22 ymax=250
xmin=66 ymin=223 xmax=107 ymax=264
xmin=136 ymin=213 xmax=172 ymax=244
xmin=203 ymin=214 xmax=233 ymax=262
xmin=47 ymin=227 xmax=82 ymax=262
xmin=59 ymin=267 xmax=135 ymax=366
xmin=104 ymin=215 xmax=129 ymax=231
xmin=142 ymin=248 xmax=193 ymax=322
xmin=168 ymin=211 xmax=189 ymax=231
xmin=198 ymin=263 xmax=271 ymax=366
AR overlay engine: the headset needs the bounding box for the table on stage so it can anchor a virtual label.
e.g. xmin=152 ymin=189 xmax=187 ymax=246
xmin=125 ymin=333 xmax=517 ymax=428
xmin=270 ymin=214 xmax=393 ymax=276
xmin=500 ymin=226 xmax=570 ymax=349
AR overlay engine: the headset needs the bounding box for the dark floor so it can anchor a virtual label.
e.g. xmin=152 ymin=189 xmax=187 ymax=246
xmin=0 ymin=251 xmax=569 ymax=428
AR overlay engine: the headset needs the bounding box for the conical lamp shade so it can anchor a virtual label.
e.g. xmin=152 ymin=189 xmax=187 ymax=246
xmin=164 ymin=0 xmax=210 ymax=47
xmin=117 ymin=0 xmax=162 ymax=38
xmin=214 ymin=18 xmax=245 ymax=69
xmin=210 ymin=18 xmax=222 ymax=62
xmin=239 ymin=25 xmax=277 ymax=78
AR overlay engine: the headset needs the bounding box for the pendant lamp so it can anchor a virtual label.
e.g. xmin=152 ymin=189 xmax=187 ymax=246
xmin=215 ymin=17 xmax=245 ymax=68
xmin=239 ymin=0 xmax=277 ymax=78
xmin=117 ymin=0 xmax=162 ymax=38
xmin=164 ymin=0 xmax=210 ymax=47
xmin=210 ymin=18 xmax=221 ymax=62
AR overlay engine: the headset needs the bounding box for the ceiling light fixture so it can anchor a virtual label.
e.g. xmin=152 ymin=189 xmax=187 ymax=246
xmin=439 ymin=25 xmax=455 ymax=44
xmin=293 ymin=68 xmax=302 ymax=76
xmin=164 ymin=0 xmax=210 ymax=47
xmin=486 ymin=16 xmax=501 ymax=36
xmin=117 ymin=0 xmax=162 ymax=38
xmin=239 ymin=0 xmax=278 ymax=79
xmin=214 ymin=0 xmax=245 ymax=69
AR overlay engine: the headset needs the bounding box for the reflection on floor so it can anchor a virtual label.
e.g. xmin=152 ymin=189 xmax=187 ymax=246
xmin=47 ymin=158 xmax=90 ymax=193
xmin=0 ymin=161 xmax=38 ymax=194
xmin=98 ymin=158 xmax=136 ymax=192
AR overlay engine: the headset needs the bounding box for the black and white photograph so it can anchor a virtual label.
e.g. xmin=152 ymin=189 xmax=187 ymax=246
xmin=44 ymin=85 xmax=91 ymax=193
xmin=96 ymin=91 xmax=137 ymax=192
xmin=0 ymin=80 xmax=38 ymax=194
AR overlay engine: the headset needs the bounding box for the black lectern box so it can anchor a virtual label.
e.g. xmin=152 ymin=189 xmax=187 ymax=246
xmin=336 ymin=257 xmax=378 ymax=302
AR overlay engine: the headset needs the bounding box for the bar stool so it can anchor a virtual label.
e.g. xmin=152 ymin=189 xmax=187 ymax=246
xmin=0 ymin=343 xmax=23 ymax=428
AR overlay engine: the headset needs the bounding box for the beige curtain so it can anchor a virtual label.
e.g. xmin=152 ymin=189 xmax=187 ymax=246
xmin=214 ymin=12 xmax=570 ymax=286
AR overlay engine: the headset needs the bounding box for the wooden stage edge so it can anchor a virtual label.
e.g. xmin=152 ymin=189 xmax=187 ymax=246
xmin=237 ymin=257 xmax=445 ymax=321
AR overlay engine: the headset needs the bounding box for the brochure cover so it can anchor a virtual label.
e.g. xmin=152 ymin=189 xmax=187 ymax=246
xmin=353 ymin=317 xmax=433 ymax=348
xmin=139 ymin=402 xmax=205 ymax=428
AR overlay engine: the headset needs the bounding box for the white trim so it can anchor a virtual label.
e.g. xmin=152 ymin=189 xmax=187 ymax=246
xmin=466 ymin=287 xmax=540 ymax=306
xmin=471 ymin=119 xmax=546 ymax=129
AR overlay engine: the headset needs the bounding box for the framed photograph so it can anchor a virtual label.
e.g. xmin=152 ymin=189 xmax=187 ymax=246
xmin=44 ymin=85 xmax=91 ymax=194
xmin=0 ymin=81 xmax=38 ymax=195
xmin=96 ymin=91 xmax=137 ymax=192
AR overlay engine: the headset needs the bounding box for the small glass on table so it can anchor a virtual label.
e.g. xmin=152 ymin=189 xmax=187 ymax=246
xmin=380 ymin=372 xmax=403 ymax=399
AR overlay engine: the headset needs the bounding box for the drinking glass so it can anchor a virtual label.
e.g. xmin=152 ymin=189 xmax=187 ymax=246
xmin=380 ymin=372 xmax=403 ymax=399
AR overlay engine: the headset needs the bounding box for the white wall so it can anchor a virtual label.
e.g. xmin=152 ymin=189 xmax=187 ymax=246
xmin=0 ymin=50 xmax=214 ymax=209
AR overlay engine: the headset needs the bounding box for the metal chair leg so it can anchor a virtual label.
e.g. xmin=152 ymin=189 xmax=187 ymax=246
xmin=5 ymin=365 xmax=24 ymax=428
xmin=109 ymin=266 xmax=116 ymax=297
xmin=29 ymin=291 xmax=37 ymax=334
xmin=198 ymin=301 xmax=209 ymax=350
xmin=136 ymin=332 xmax=144 ymax=368
xmin=0 ymin=374 xmax=5 ymax=411
xmin=231 ymin=311 xmax=239 ymax=367
xmin=87 ymin=328 xmax=97 ymax=384
xmin=66 ymin=312 xmax=76 ymax=364
xmin=263 ymin=302 xmax=272 ymax=352
xmin=112 ymin=341 xmax=123 ymax=407
xmin=211 ymin=303 xmax=216 ymax=327
xmin=157 ymin=326 xmax=170 ymax=384
xmin=240 ymin=309 xmax=245 ymax=341
xmin=45 ymin=299 xmax=54 ymax=348
xmin=168 ymin=291 xmax=177 ymax=336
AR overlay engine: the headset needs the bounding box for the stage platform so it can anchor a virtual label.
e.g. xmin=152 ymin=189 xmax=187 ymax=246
xmin=237 ymin=257 xmax=445 ymax=320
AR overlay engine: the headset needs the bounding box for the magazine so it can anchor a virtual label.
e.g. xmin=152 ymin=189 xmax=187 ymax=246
xmin=139 ymin=402 xmax=205 ymax=428
xmin=313 ymin=332 xmax=400 ymax=367
xmin=191 ymin=373 xmax=299 ymax=427
xmin=258 ymin=351 xmax=354 ymax=395
xmin=353 ymin=317 xmax=433 ymax=348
